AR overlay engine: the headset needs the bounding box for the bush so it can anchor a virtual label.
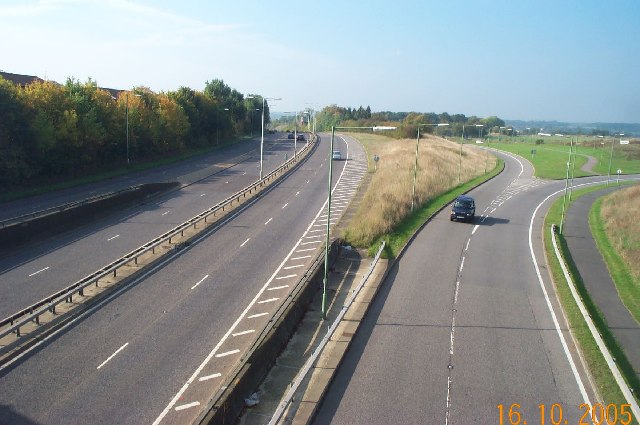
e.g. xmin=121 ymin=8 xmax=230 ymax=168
xmin=536 ymin=139 xmax=545 ymax=145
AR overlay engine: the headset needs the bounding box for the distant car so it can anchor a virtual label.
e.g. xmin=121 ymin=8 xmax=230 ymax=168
xmin=287 ymin=132 xmax=294 ymax=139
xmin=450 ymin=195 xmax=475 ymax=222
xmin=332 ymin=150 xmax=342 ymax=160
xmin=296 ymin=133 xmax=305 ymax=141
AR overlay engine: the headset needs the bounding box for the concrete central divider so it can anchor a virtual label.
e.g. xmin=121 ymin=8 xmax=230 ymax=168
xmin=0 ymin=182 xmax=180 ymax=252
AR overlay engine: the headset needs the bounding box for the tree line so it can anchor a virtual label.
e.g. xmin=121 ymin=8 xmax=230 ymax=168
xmin=315 ymin=105 xmax=505 ymax=139
xmin=0 ymin=76 xmax=270 ymax=189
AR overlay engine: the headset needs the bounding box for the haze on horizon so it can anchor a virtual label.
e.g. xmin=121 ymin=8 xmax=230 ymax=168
xmin=1 ymin=0 xmax=638 ymax=124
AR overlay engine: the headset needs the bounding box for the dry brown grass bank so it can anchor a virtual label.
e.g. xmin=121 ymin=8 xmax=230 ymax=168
xmin=344 ymin=133 xmax=495 ymax=247
xmin=600 ymin=185 xmax=640 ymax=280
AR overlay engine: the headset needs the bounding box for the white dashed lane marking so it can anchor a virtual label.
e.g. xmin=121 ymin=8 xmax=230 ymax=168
xmin=265 ymin=218 xmax=273 ymax=225
xmin=240 ymin=238 xmax=250 ymax=247
xmin=191 ymin=274 xmax=209 ymax=290
xmin=28 ymin=267 xmax=49 ymax=277
xmin=97 ymin=342 xmax=129 ymax=370
xmin=107 ymin=234 xmax=120 ymax=241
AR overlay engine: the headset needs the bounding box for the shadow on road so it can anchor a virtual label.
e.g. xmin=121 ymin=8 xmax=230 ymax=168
xmin=475 ymin=216 xmax=510 ymax=226
xmin=0 ymin=405 xmax=42 ymax=425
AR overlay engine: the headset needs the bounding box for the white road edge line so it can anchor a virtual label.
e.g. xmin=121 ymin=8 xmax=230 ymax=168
xmin=551 ymin=225 xmax=640 ymax=418
xmin=152 ymin=134 xmax=356 ymax=425
xmin=528 ymin=187 xmax=592 ymax=406
xmin=97 ymin=342 xmax=129 ymax=370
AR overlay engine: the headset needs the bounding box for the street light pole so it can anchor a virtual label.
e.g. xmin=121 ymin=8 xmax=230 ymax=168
xmin=294 ymin=111 xmax=298 ymax=158
xmin=126 ymin=92 xmax=130 ymax=166
xmin=607 ymin=133 xmax=623 ymax=187
xmin=412 ymin=123 xmax=448 ymax=212
xmin=458 ymin=124 xmax=483 ymax=184
xmin=125 ymin=91 xmax=142 ymax=166
xmin=568 ymin=137 xmax=577 ymax=202
xmin=321 ymin=125 xmax=396 ymax=320
xmin=559 ymin=160 xmax=571 ymax=235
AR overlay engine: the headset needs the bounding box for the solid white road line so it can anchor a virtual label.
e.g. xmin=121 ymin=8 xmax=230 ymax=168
xmin=107 ymin=234 xmax=120 ymax=241
xmin=240 ymin=238 xmax=250 ymax=247
xmin=97 ymin=342 xmax=129 ymax=370
xmin=191 ymin=274 xmax=209 ymax=290
xmin=528 ymin=181 xmax=592 ymax=406
xmin=28 ymin=266 xmax=49 ymax=277
xmin=153 ymin=134 xmax=358 ymax=425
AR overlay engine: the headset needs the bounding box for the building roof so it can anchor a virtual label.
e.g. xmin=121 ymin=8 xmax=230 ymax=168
xmin=0 ymin=71 xmax=44 ymax=87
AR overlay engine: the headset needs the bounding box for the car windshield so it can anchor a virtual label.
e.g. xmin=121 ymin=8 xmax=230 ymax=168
xmin=454 ymin=200 xmax=472 ymax=208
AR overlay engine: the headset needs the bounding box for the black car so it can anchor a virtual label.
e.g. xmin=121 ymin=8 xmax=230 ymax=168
xmin=287 ymin=132 xmax=294 ymax=139
xmin=296 ymin=133 xmax=305 ymax=141
xmin=450 ymin=195 xmax=475 ymax=222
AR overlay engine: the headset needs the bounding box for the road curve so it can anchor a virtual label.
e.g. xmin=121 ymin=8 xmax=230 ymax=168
xmin=314 ymin=152 xmax=610 ymax=424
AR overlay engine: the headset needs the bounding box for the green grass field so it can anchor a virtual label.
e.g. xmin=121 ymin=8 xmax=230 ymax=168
xmin=482 ymin=136 xmax=640 ymax=180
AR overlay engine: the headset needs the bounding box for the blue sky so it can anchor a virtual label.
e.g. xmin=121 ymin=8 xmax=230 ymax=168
xmin=1 ymin=0 xmax=639 ymax=123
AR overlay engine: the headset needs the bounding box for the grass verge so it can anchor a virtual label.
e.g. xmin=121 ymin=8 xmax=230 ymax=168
xmin=488 ymin=141 xmax=591 ymax=179
xmin=370 ymin=158 xmax=503 ymax=258
xmin=543 ymin=184 xmax=640 ymax=410
xmin=590 ymin=187 xmax=640 ymax=325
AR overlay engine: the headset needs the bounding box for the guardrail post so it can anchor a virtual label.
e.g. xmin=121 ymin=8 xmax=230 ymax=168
xmin=35 ymin=314 xmax=40 ymax=325
xmin=79 ymin=287 xmax=84 ymax=297
xmin=113 ymin=269 xmax=117 ymax=277
xmin=50 ymin=305 xmax=56 ymax=314
xmin=15 ymin=327 xmax=20 ymax=337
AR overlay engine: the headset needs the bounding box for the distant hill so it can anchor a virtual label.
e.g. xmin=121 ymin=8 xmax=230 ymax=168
xmin=505 ymin=119 xmax=640 ymax=137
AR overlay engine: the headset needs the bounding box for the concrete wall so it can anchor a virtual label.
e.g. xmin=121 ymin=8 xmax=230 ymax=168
xmin=0 ymin=182 xmax=179 ymax=252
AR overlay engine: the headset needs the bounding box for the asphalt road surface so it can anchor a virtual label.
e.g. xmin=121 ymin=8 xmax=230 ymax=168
xmin=0 ymin=133 xmax=305 ymax=318
xmin=313 ymin=151 xmax=632 ymax=425
xmin=0 ymin=132 xmax=368 ymax=425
